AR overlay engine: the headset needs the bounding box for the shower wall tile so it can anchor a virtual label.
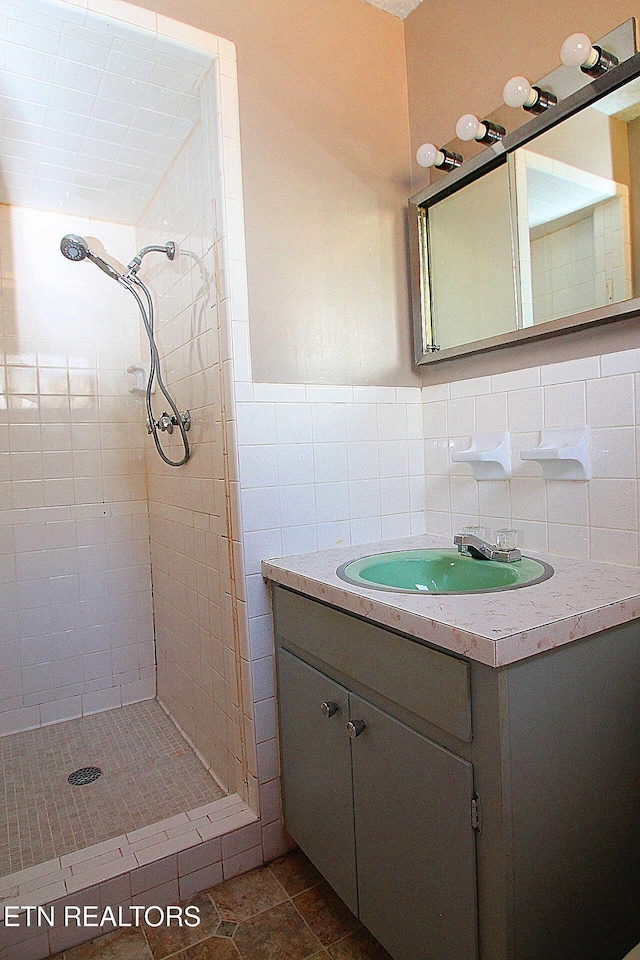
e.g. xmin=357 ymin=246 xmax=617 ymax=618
xmin=138 ymin=68 xmax=243 ymax=799
xmin=0 ymin=205 xmax=155 ymax=734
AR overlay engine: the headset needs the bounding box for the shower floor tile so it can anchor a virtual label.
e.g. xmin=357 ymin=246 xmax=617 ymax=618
xmin=0 ymin=700 xmax=225 ymax=877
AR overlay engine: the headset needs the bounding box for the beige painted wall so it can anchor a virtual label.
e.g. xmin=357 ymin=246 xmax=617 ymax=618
xmin=405 ymin=0 xmax=640 ymax=384
xmin=138 ymin=0 xmax=417 ymax=386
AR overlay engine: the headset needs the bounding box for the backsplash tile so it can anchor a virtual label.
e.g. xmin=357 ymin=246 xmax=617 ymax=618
xmin=234 ymin=386 xmax=425 ymax=580
xmin=423 ymin=347 xmax=640 ymax=565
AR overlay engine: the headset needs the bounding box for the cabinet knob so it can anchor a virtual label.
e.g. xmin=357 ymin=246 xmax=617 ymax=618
xmin=346 ymin=719 xmax=365 ymax=739
xmin=321 ymin=701 xmax=338 ymax=718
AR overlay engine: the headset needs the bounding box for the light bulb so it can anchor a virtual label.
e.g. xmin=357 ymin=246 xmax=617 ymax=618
xmin=455 ymin=114 xmax=484 ymax=142
xmin=560 ymin=33 xmax=599 ymax=69
xmin=503 ymin=76 xmax=535 ymax=109
xmin=416 ymin=143 xmax=442 ymax=168
xmin=503 ymin=76 xmax=557 ymax=113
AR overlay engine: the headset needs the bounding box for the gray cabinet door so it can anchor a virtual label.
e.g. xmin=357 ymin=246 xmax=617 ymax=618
xmin=276 ymin=648 xmax=358 ymax=913
xmin=350 ymin=694 xmax=478 ymax=960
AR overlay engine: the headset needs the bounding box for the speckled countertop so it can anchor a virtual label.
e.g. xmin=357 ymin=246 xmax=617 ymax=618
xmin=261 ymin=534 xmax=640 ymax=667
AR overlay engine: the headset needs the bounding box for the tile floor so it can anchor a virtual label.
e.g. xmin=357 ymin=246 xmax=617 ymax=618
xmin=45 ymin=850 xmax=392 ymax=960
xmin=0 ymin=701 xmax=225 ymax=876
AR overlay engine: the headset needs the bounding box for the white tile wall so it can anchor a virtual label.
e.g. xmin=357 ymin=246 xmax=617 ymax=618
xmin=228 ymin=371 xmax=425 ymax=862
xmin=423 ymin=349 xmax=640 ymax=565
xmin=236 ymin=385 xmax=425 ymax=562
xmin=0 ymin=0 xmax=214 ymax=222
xmin=531 ymin=196 xmax=632 ymax=326
xmin=0 ymin=205 xmax=155 ymax=735
xmin=135 ymin=68 xmax=245 ymax=797
xmin=531 ymin=215 xmax=596 ymax=324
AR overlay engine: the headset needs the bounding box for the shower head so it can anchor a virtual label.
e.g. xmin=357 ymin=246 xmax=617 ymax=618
xmin=60 ymin=234 xmax=122 ymax=282
xmin=60 ymin=234 xmax=90 ymax=262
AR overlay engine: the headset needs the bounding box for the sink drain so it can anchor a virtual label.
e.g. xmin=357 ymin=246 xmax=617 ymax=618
xmin=67 ymin=766 xmax=102 ymax=786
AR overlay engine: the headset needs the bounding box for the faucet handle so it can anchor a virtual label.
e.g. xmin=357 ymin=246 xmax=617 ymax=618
xmin=462 ymin=524 xmax=485 ymax=539
xmin=495 ymin=528 xmax=518 ymax=551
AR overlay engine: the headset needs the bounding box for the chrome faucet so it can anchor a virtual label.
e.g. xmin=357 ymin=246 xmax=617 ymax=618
xmin=453 ymin=533 xmax=521 ymax=563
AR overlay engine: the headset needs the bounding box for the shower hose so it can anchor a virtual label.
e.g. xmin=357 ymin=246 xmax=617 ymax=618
xmin=118 ymin=273 xmax=191 ymax=467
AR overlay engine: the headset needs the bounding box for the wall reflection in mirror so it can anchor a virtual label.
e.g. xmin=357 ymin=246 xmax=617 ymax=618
xmin=427 ymin=165 xmax=517 ymax=351
xmin=517 ymin=82 xmax=640 ymax=328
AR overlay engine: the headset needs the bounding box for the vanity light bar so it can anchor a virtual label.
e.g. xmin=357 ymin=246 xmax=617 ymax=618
xmin=421 ymin=27 xmax=622 ymax=177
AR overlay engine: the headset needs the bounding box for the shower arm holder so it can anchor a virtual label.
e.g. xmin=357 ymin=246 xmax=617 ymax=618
xmin=126 ymin=241 xmax=177 ymax=277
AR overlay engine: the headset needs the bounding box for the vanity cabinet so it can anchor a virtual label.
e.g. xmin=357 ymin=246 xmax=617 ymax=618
xmin=278 ymin=648 xmax=478 ymax=960
xmin=272 ymin=584 xmax=640 ymax=960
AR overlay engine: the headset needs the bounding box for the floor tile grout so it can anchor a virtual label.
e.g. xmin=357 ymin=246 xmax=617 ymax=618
xmin=49 ymin=851 xmax=390 ymax=960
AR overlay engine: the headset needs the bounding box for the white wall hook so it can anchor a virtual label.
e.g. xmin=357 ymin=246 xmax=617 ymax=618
xmin=451 ymin=431 xmax=512 ymax=480
xmin=520 ymin=426 xmax=591 ymax=480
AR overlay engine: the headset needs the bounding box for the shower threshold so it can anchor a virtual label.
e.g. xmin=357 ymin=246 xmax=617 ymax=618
xmin=0 ymin=791 xmax=258 ymax=959
xmin=0 ymin=700 xmax=228 ymax=876
xmin=0 ymin=701 xmax=259 ymax=958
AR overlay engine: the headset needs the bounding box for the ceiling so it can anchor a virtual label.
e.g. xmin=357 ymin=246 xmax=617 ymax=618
xmin=526 ymin=165 xmax=617 ymax=229
xmin=592 ymin=75 xmax=640 ymax=123
xmin=362 ymin=0 xmax=425 ymax=19
xmin=0 ymin=0 xmax=214 ymax=223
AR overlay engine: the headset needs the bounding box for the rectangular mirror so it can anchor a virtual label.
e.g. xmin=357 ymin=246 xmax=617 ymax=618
xmin=410 ymin=20 xmax=640 ymax=364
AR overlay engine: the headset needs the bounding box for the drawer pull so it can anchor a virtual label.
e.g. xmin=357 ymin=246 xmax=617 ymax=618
xmin=347 ymin=719 xmax=365 ymax=739
xmin=321 ymin=701 xmax=339 ymax=718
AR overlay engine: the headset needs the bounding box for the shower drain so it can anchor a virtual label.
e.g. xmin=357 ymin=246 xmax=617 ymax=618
xmin=67 ymin=766 xmax=102 ymax=786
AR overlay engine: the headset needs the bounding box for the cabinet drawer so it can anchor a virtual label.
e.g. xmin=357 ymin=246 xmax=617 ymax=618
xmin=273 ymin=586 xmax=472 ymax=743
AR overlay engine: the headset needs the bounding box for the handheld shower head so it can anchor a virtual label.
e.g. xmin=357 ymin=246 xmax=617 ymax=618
xmin=60 ymin=234 xmax=90 ymax=262
xmin=60 ymin=234 xmax=122 ymax=282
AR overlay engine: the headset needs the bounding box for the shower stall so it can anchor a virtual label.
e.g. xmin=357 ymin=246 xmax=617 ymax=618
xmin=0 ymin=1 xmax=271 ymax=953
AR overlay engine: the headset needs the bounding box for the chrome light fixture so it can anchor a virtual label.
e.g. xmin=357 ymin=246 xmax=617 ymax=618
xmin=560 ymin=32 xmax=618 ymax=76
xmin=503 ymin=76 xmax=557 ymax=113
xmin=455 ymin=113 xmax=505 ymax=144
xmin=416 ymin=142 xmax=462 ymax=171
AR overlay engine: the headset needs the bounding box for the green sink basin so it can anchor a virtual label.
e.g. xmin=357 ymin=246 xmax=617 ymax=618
xmin=336 ymin=548 xmax=553 ymax=595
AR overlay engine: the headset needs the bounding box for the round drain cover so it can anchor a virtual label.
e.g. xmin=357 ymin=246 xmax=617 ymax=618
xmin=67 ymin=766 xmax=102 ymax=786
